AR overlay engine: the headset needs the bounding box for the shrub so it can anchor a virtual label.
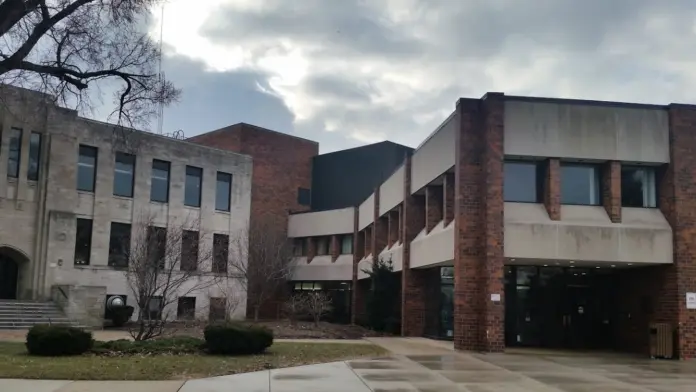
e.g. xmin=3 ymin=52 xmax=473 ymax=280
xmin=110 ymin=305 xmax=135 ymax=327
xmin=26 ymin=325 xmax=93 ymax=356
xmin=204 ymin=323 xmax=273 ymax=355
xmin=92 ymin=336 xmax=204 ymax=355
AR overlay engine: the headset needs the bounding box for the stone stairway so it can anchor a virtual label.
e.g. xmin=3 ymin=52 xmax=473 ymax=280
xmin=0 ymin=299 xmax=83 ymax=329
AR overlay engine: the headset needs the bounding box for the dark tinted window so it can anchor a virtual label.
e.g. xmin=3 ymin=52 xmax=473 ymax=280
xmin=177 ymin=297 xmax=196 ymax=320
xmin=294 ymin=238 xmax=306 ymax=256
xmin=504 ymin=161 xmax=542 ymax=202
xmin=77 ymin=145 xmax=98 ymax=192
xmin=181 ymin=230 xmax=199 ymax=271
xmin=114 ymin=152 xmax=135 ymax=197
xmin=215 ymin=172 xmax=232 ymax=211
xmin=316 ymin=237 xmax=328 ymax=255
xmin=621 ymin=166 xmax=657 ymax=207
xmin=27 ymin=132 xmax=41 ymax=181
xmin=75 ymin=218 xmax=93 ymax=265
xmin=341 ymin=235 xmax=353 ymax=254
xmin=184 ymin=166 xmax=202 ymax=207
xmin=209 ymin=297 xmax=226 ymax=322
xmin=150 ymin=160 xmax=170 ymax=202
xmin=213 ymin=234 xmax=229 ymax=273
xmin=147 ymin=226 xmax=167 ymax=269
xmin=7 ymin=128 xmax=22 ymax=178
xmin=561 ymin=164 xmax=601 ymax=205
xmin=108 ymin=222 xmax=131 ymax=267
xmin=298 ymin=187 xmax=311 ymax=206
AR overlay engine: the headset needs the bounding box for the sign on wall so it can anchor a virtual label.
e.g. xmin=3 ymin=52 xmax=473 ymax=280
xmin=686 ymin=293 xmax=696 ymax=310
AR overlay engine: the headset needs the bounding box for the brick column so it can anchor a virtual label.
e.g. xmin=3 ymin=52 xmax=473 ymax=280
xmin=401 ymin=155 xmax=428 ymax=336
xmin=425 ymin=185 xmax=443 ymax=233
xmin=453 ymin=93 xmax=505 ymax=352
xmin=351 ymin=207 xmax=363 ymax=325
xmin=543 ymin=158 xmax=561 ymax=220
xmin=306 ymin=237 xmax=315 ymax=263
xmin=443 ymin=173 xmax=455 ymax=226
xmin=602 ymin=161 xmax=621 ymax=223
xmin=656 ymin=104 xmax=696 ymax=359
xmin=363 ymin=226 xmax=372 ymax=257
xmin=330 ymin=235 xmax=340 ymax=262
xmin=388 ymin=208 xmax=400 ymax=247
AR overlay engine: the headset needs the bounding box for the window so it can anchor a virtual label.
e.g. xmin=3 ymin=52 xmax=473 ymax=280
xmin=113 ymin=152 xmax=135 ymax=197
xmin=27 ymin=132 xmax=41 ymax=181
xmin=147 ymin=226 xmax=167 ymax=269
xmin=213 ymin=234 xmax=229 ymax=273
xmin=7 ymin=128 xmax=22 ymax=178
xmin=315 ymin=237 xmax=328 ymax=256
xmin=177 ymin=297 xmax=196 ymax=320
xmin=74 ymin=218 xmax=93 ymax=265
xmin=294 ymin=238 xmax=306 ymax=256
xmin=77 ymin=145 xmax=98 ymax=192
xmin=293 ymin=282 xmax=323 ymax=291
xmin=184 ymin=166 xmax=203 ymax=207
xmin=215 ymin=172 xmax=232 ymax=211
xmin=146 ymin=296 xmax=163 ymax=320
xmin=150 ymin=160 xmax=170 ymax=202
xmin=341 ymin=235 xmax=353 ymax=254
xmin=560 ymin=164 xmax=601 ymax=205
xmin=209 ymin=297 xmax=227 ymax=322
xmin=108 ymin=222 xmax=131 ymax=267
xmin=504 ymin=161 xmax=543 ymax=202
xmin=297 ymin=187 xmax=311 ymax=206
xmin=181 ymin=230 xmax=199 ymax=271
xmin=621 ymin=166 xmax=657 ymax=208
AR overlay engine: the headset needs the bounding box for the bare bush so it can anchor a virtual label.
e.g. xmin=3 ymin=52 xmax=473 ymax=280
xmin=304 ymin=292 xmax=333 ymax=327
xmin=283 ymin=294 xmax=309 ymax=325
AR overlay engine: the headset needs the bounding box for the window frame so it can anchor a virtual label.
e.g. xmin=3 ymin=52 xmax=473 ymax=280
xmin=113 ymin=152 xmax=136 ymax=198
xmin=560 ymin=163 xmax=602 ymax=206
xmin=74 ymin=218 xmax=93 ymax=266
xmin=215 ymin=171 xmax=232 ymax=212
xmin=503 ymin=160 xmax=544 ymax=203
xmin=27 ymin=132 xmax=41 ymax=181
xmin=108 ymin=222 xmax=131 ymax=268
xmin=7 ymin=128 xmax=22 ymax=179
xmin=184 ymin=165 xmax=203 ymax=207
xmin=150 ymin=159 xmax=171 ymax=203
xmin=621 ymin=165 xmax=658 ymax=208
xmin=77 ymin=145 xmax=98 ymax=192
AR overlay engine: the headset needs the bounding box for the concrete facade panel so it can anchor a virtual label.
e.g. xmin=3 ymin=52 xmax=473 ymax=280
xmin=379 ymin=165 xmax=405 ymax=216
xmin=287 ymin=207 xmax=354 ymax=237
xmin=358 ymin=194 xmax=374 ymax=230
xmin=410 ymin=114 xmax=456 ymax=194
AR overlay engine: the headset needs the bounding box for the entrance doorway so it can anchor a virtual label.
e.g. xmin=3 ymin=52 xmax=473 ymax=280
xmin=0 ymin=254 xmax=19 ymax=299
xmin=505 ymin=265 xmax=616 ymax=350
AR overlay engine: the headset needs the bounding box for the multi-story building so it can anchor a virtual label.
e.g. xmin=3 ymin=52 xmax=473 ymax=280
xmin=0 ymin=86 xmax=252 ymax=326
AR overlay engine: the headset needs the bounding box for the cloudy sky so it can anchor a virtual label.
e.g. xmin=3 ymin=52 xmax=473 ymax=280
xmin=150 ymin=0 xmax=696 ymax=153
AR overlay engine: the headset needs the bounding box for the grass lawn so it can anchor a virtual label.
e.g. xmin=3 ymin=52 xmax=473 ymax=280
xmin=0 ymin=341 xmax=388 ymax=380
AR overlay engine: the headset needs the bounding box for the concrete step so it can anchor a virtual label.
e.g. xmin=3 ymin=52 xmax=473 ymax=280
xmin=0 ymin=316 xmax=72 ymax=322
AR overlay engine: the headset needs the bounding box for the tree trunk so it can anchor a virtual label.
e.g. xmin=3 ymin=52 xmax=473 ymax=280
xmin=254 ymin=306 xmax=260 ymax=322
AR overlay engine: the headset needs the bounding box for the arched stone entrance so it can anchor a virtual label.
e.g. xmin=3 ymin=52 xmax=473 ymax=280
xmin=0 ymin=247 xmax=27 ymax=300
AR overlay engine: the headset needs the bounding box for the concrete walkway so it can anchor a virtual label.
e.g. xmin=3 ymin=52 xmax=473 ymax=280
xmin=2 ymin=337 xmax=696 ymax=391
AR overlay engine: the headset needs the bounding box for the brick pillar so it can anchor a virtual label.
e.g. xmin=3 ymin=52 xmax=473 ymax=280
xmin=388 ymin=208 xmax=400 ymax=247
xmin=602 ymin=161 xmax=621 ymax=223
xmin=443 ymin=173 xmax=455 ymax=226
xmin=425 ymin=185 xmax=443 ymax=233
xmin=330 ymin=235 xmax=340 ymax=262
xmin=656 ymin=104 xmax=696 ymax=359
xmin=543 ymin=158 xmax=561 ymax=220
xmin=306 ymin=237 xmax=316 ymax=263
xmin=453 ymin=93 xmax=505 ymax=352
xmin=401 ymin=155 xmax=428 ymax=336
xmin=351 ymin=207 xmax=363 ymax=325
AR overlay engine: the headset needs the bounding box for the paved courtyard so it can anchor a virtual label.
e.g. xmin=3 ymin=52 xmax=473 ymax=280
xmin=1 ymin=337 xmax=695 ymax=391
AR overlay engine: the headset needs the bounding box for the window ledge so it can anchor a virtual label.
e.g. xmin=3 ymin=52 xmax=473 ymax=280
xmin=215 ymin=210 xmax=231 ymax=215
xmin=113 ymin=195 xmax=134 ymax=201
xmin=183 ymin=205 xmax=201 ymax=210
xmin=150 ymin=200 xmax=169 ymax=206
xmin=77 ymin=190 xmax=95 ymax=196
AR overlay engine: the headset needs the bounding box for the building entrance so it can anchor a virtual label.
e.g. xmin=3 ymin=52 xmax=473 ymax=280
xmin=505 ymin=265 xmax=616 ymax=350
xmin=0 ymin=254 xmax=19 ymax=300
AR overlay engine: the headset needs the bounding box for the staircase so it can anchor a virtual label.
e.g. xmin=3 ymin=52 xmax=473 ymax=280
xmin=0 ymin=300 xmax=83 ymax=329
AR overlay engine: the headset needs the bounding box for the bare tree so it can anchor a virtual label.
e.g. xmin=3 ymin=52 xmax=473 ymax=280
xmin=204 ymin=280 xmax=243 ymax=323
xmin=305 ymin=292 xmax=332 ymax=327
xmin=0 ymin=0 xmax=180 ymax=129
xmin=122 ymin=214 xmax=218 ymax=341
xmin=229 ymin=219 xmax=295 ymax=321
xmin=283 ymin=293 xmax=309 ymax=326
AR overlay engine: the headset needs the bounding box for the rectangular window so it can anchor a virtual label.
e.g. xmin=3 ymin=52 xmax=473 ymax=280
xmin=293 ymin=238 xmax=305 ymax=256
xmin=27 ymin=132 xmax=41 ymax=181
xmin=213 ymin=234 xmax=229 ymax=273
xmin=560 ymin=164 xmax=601 ymax=205
xmin=147 ymin=296 xmax=163 ymax=320
xmin=150 ymin=160 xmax=170 ymax=203
xmin=181 ymin=230 xmax=199 ymax=271
xmin=113 ymin=152 xmax=135 ymax=197
xmin=184 ymin=166 xmax=203 ymax=207
xmin=504 ymin=161 xmax=543 ymax=202
xmin=147 ymin=226 xmax=167 ymax=269
xmin=315 ymin=237 xmax=329 ymax=256
xmin=7 ymin=128 xmax=22 ymax=178
xmin=215 ymin=172 xmax=232 ymax=211
xmin=177 ymin=297 xmax=196 ymax=320
xmin=74 ymin=218 xmax=93 ymax=265
xmin=209 ymin=297 xmax=227 ymax=322
xmin=297 ymin=187 xmax=311 ymax=206
xmin=77 ymin=145 xmax=98 ymax=192
xmin=108 ymin=222 xmax=131 ymax=267
xmin=341 ymin=235 xmax=353 ymax=254
xmin=621 ymin=166 xmax=657 ymax=208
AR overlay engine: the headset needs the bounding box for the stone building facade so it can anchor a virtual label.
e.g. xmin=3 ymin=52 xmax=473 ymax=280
xmin=0 ymin=86 xmax=252 ymax=324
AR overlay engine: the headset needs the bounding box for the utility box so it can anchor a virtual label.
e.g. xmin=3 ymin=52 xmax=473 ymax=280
xmin=649 ymin=323 xmax=674 ymax=359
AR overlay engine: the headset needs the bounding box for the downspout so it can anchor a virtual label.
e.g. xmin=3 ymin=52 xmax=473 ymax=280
xmin=31 ymin=108 xmax=51 ymax=300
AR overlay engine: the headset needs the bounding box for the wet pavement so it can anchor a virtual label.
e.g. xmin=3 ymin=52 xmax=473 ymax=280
xmin=1 ymin=338 xmax=696 ymax=391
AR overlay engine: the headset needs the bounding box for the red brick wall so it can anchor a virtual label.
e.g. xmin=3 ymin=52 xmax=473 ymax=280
xmin=544 ymin=158 xmax=561 ymax=220
xmin=351 ymin=207 xmax=362 ymax=324
xmin=425 ymin=185 xmax=443 ymax=233
xmin=453 ymin=93 xmax=505 ymax=352
xmin=602 ymin=161 xmax=621 ymax=223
